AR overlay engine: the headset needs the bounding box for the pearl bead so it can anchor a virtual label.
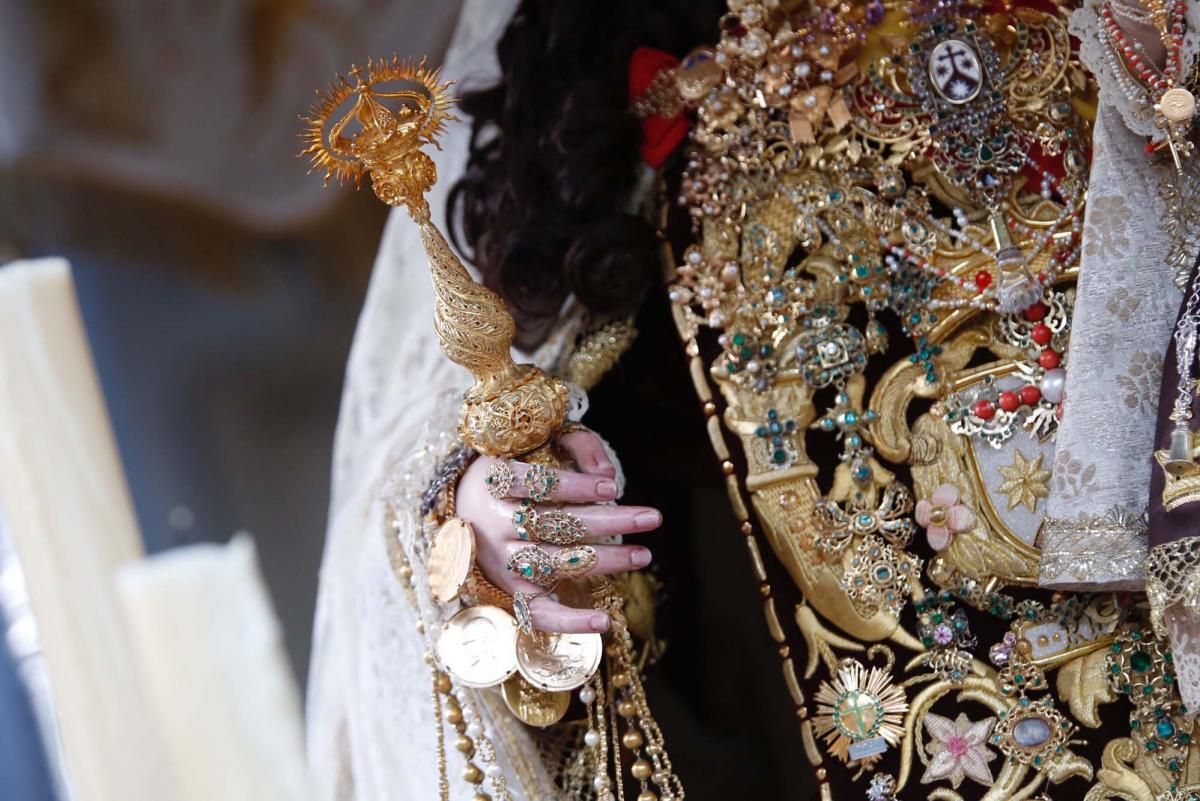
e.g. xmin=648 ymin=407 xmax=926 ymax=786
xmin=594 ymin=775 xmax=611 ymax=791
xmin=631 ymin=759 xmax=654 ymax=780
xmin=485 ymin=763 xmax=502 ymax=778
xmin=584 ymin=729 xmax=601 ymax=747
xmin=579 ymin=686 xmax=597 ymax=704
xmin=1039 ymin=367 xmax=1066 ymax=404
xmin=622 ymin=730 xmax=644 ymax=749
xmin=466 ymin=721 xmax=483 ymax=738
xmin=618 ymin=700 xmax=637 ymax=717
xmin=463 ymin=764 xmax=484 ymax=784
xmin=455 ymin=734 xmax=475 ymax=755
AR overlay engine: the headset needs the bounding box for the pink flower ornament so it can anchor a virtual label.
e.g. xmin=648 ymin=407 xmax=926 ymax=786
xmin=915 ymin=484 xmax=976 ymax=551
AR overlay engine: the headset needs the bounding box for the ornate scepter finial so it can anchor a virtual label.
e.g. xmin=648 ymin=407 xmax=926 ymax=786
xmin=303 ymin=57 xmax=569 ymax=457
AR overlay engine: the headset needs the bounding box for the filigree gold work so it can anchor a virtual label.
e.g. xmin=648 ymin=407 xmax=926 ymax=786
xmin=304 ymin=57 xmax=568 ymax=457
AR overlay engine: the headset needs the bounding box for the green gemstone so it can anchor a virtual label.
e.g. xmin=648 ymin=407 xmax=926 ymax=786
xmin=1131 ymin=652 xmax=1152 ymax=673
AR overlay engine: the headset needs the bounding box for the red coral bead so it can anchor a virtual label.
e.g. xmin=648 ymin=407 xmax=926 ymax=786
xmin=1030 ymin=323 xmax=1052 ymax=346
xmin=998 ymin=391 xmax=1020 ymax=412
xmin=1019 ymin=385 xmax=1041 ymax=406
xmin=1038 ymin=349 xmax=1061 ymax=370
xmin=1023 ymin=302 xmax=1047 ymax=322
xmin=974 ymin=270 xmax=993 ymax=290
xmin=972 ymin=399 xmax=996 ymax=420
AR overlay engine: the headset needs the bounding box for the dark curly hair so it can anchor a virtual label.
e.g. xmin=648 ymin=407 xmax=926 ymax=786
xmin=447 ymin=0 xmax=725 ymax=348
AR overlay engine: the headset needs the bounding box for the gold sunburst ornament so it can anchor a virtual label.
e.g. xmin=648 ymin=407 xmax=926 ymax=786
xmin=302 ymin=56 xmax=456 ymax=213
xmin=814 ymin=658 xmax=909 ymax=763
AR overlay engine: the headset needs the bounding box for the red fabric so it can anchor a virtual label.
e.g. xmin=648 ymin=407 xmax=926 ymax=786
xmin=628 ymin=46 xmax=690 ymax=168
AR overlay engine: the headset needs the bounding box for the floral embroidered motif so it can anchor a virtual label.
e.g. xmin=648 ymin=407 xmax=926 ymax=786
xmin=1050 ymin=448 xmax=1099 ymax=500
xmin=914 ymin=483 xmax=976 ymax=551
xmin=1116 ymin=350 xmax=1164 ymax=417
xmin=919 ymin=712 xmax=997 ymax=788
xmin=1082 ymin=194 xmax=1133 ymax=260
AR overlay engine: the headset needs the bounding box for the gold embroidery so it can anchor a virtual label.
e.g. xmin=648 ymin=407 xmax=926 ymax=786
xmin=997 ymin=449 xmax=1052 ymax=512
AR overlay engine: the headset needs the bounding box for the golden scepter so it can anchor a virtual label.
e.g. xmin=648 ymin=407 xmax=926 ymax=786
xmin=302 ymin=58 xmax=570 ymax=461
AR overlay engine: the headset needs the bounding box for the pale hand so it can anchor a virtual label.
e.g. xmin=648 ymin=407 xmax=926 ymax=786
xmin=455 ymin=430 xmax=661 ymax=634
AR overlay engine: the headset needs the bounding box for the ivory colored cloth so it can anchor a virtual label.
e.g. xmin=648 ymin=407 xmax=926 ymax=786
xmin=1038 ymin=1 xmax=1200 ymax=589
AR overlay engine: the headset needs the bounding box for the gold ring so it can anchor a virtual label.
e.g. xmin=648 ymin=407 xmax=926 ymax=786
xmin=513 ymin=500 xmax=535 ymax=541
xmin=513 ymin=590 xmax=548 ymax=635
xmin=522 ymin=463 xmax=560 ymax=503
xmin=507 ymin=545 xmax=598 ymax=590
xmin=485 ymin=460 xmax=515 ymax=500
xmin=532 ymin=508 xmax=588 ymax=545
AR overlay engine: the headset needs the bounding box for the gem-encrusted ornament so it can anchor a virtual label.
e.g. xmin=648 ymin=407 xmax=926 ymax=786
xmin=814 ymin=658 xmax=908 ymax=763
xmin=659 ymin=0 xmax=1178 ymax=798
xmin=1108 ymin=626 xmax=1193 ymax=776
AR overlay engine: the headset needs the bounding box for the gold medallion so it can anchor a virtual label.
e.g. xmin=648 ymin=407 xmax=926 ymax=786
xmin=427 ymin=517 xmax=476 ymax=603
xmin=515 ymin=628 xmax=603 ymax=692
xmin=436 ymin=605 xmax=518 ymax=688
xmin=501 ymin=674 xmax=571 ymax=728
xmin=1162 ymin=87 xmax=1196 ymax=124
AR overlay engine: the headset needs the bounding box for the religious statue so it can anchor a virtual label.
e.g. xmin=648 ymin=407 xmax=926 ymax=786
xmin=301 ymin=2 xmax=1200 ymax=800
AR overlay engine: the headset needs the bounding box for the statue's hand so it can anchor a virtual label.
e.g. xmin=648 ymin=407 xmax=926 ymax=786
xmin=455 ymin=429 xmax=661 ymax=634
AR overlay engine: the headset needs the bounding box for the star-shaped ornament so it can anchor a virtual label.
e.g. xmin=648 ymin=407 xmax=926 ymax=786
xmin=996 ymin=449 xmax=1051 ymax=512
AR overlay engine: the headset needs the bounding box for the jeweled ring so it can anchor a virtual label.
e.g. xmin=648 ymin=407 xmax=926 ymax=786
xmin=485 ymin=460 xmax=515 ymax=500
xmin=513 ymin=499 xmax=536 ymax=541
xmin=522 ymin=463 xmax=559 ymax=503
xmin=507 ymin=545 xmax=598 ymax=590
xmin=507 ymin=545 xmax=558 ymax=589
xmin=532 ymin=508 xmax=587 ymax=545
xmin=513 ymin=590 xmax=547 ymax=635
xmin=553 ymin=545 xmax=598 ymax=579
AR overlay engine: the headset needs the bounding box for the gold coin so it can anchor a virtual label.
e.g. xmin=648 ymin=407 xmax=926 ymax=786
xmin=515 ymin=628 xmax=603 ymax=692
xmin=1162 ymin=87 xmax=1196 ymax=123
xmin=501 ymin=674 xmax=571 ymax=728
xmin=436 ymin=605 xmax=518 ymax=688
xmin=427 ymin=518 xmax=476 ymax=603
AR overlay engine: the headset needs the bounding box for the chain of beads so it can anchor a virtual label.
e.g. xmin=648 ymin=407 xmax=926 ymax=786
xmin=1102 ymin=0 xmax=1189 ymax=89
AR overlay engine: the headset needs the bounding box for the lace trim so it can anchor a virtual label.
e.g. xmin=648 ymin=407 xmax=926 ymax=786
xmin=1146 ymin=537 xmax=1200 ymax=637
xmin=1071 ymin=0 xmax=1200 ymax=139
xmin=1038 ymin=509 xmax=1148 ymax=589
